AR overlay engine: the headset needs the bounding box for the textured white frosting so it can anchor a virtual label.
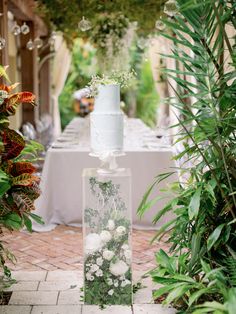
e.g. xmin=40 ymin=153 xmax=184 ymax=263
xmin=94 ymin=84 xmax=120 ymax=112
xmin=90 ymin=84 xmax=124 ymax=154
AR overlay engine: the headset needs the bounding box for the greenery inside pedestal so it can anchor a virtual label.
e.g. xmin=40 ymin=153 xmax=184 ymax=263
xmin=84 ymin=177 xmax=132 ymax=306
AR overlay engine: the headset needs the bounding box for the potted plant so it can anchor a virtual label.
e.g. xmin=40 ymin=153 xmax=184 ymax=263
xmin=0 ymin=66 xmax=43 ymax=291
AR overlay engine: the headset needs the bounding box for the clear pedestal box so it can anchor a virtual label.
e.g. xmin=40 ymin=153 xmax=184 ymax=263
xmin=82 ymin=168 xmax=132 ymax=305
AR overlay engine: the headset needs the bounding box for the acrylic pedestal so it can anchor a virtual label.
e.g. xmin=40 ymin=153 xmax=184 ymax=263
xmin=82 ymin=168 xmax=132 ymax=305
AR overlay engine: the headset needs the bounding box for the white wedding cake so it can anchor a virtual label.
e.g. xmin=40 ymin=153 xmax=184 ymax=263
xmin=90 ymin=84 xmax=124 ymax=154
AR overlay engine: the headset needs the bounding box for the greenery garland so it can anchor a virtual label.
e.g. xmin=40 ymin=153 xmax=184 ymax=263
xmin=36 ymin=0 xmax=166 ymax=44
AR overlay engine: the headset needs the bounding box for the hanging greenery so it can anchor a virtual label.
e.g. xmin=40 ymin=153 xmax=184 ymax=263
xmin=89 ymin=13 xmax=136 ymax=72
xmin=36 ymin=0 xmax=165 ymax=44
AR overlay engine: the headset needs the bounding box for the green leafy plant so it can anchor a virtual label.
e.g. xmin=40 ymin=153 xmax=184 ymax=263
xmin=138 ymin=0 xmax=236 ymax=312
xmin=0 ymin=66 xmax=44 ymax=290
xmin=59 ymin=38 xmax=97 ymax=129
xmin=136 ymin=59 xmax=159 ymax=127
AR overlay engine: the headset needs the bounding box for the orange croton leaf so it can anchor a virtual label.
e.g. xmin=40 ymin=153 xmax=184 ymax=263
xmin=2 ymin=128 xmax=25 ymax=161
xmin=11 ymin=162 xmax=36 ymax=177
xmin=0 ymin=83 xmax=19 ymax=93
xmin=0 ymin=93 xmax=20 ymax=115
xmin=12 ymin=192 xmax=36 ymax=212
xmin=12 ymin=174 xmax=40 ymax=186
xmin=18 ymin=92 xmax=36 ymax=103
xmin=0 ymin=92 xmax=35 ymax=115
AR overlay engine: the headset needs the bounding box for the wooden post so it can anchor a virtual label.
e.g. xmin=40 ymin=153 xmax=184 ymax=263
xmin=20 ymin=20 xmax=38 ymax=124
xmin=39 ymin=42 xmax=51 ymax=116
xmin=0 ymin=0 xmax=8 ymax=67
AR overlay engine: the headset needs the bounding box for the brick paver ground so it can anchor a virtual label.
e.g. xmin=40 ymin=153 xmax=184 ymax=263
xmin=1 ymin=225 xmax=170 ymax=273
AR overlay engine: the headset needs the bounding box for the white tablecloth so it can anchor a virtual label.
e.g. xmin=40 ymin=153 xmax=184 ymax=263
xmin=34 ymin=117 xmax=176 ymax=230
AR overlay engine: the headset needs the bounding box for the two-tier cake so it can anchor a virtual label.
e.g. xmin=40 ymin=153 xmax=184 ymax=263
xmin=90 ymin=84 xmax=124 ymax=154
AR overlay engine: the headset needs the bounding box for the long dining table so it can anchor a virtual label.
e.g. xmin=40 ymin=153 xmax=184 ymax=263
xmin=33 ymin=117 xmax=176 ymax=231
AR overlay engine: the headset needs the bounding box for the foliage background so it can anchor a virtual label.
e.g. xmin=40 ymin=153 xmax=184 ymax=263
xmin=138 ymin=0 xmax=236 ymax=312
xmin=59 ymin=39 xmax=159 ymax=129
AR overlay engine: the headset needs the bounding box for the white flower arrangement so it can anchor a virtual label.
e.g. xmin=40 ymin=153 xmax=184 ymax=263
xmin=84 ymin=177 xmax=132 ymax=305
xmin=87 ymin=70 xmax=136 ymax=97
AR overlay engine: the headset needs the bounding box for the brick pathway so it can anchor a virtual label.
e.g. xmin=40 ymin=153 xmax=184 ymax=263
xmin=1 ymin=226 xmax=175 ymax=313
xmin=2 ymin=225 xmax=170 ymax=273
xmin=1 ymin=270 xmax=175 ymax=313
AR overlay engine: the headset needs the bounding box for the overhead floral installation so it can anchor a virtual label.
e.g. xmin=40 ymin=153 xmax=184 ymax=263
xmin=89 ymin=13 xmax=137 ymax=73
xmin=36 ymin=0 xmax=165 ymax=44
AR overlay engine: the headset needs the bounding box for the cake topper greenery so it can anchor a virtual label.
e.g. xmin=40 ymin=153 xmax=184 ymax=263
xmin=87 ymin=70 xmax=136 ymax=97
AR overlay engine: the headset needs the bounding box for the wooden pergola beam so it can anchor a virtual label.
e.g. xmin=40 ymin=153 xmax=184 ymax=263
xmin=8 ymin=0 xmax=48 ymax=36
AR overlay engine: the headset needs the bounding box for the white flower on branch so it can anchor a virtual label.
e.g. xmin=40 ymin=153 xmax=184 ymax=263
xmin=95 ymin=269 xmax=103 ymax=277
xmin=108 ymin=289 xmax=114 ymax=296
xmin=116 ymin=226 xmax=126 ymax=236
xmin=103 ymin=250 xmax=114 ymax=261
xmin=86 ymin=273 xmax=94 ymax=281
xmin=107 ymin=219 xmax=115 ymax=231
xmin=85 ymin=233 xmax=102 ymax=254
xmin=90 ymin=264 xmax=99 ymax=273
xmin=100 ymin=230 xmax=112 ymax=243
xmin=96 ymin=257 xmax=103 ymax=266
xmin=110 ymin=260 xmax=129 ymax=276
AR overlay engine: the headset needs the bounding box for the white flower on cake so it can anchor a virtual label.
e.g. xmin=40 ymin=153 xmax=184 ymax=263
xmin=107 ymin=219 xmax=115 ymax=231
xmin=90 ymin=264 xmax=99 ymax=273
xmin=116 ymin=226 xmax=126 ymax=236
xmin=108 ymin=289 xmax=114 ymax=296
xmin=110 ymin=260 xmax=129 ymax=276
xmin=95 ymin=269 xmax=103 ymax=277
xmin=103 ymin=250 xmax=114 ymax=261
xmin=96 ymin=257 xmax=103 ymax=266
xmin=100 ymin=230 xmax=112 ymax=243
xmin=85 ymin=233 xmax=102 ymax=254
